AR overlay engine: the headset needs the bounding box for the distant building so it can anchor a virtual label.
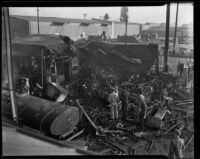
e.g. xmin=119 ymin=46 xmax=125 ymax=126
xmin=141 ymin=22 xmax=160 ymax=30
xmin=140 ymin=23 xmax=193 ymax=56
xmin=2 ymin=16 xmax=29 ymax=40
xmin=3 ymin=15 xmax=140 ymax=41
xmin=141 ymin=23 xmax=193 ymax=43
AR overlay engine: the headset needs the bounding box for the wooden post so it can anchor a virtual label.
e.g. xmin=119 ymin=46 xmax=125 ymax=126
xmin=163 ymin=3 xmax=170 ymax=72
xmin=3 ymin=7 xmax=18 ymax=126
xmin=173 ymin=3 xmax=179 ymax=56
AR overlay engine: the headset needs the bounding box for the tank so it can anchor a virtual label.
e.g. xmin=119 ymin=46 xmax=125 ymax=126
xmin=2 ymin=94 xmax=81 ymax=137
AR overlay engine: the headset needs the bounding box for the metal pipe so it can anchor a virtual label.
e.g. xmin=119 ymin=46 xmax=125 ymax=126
xmin=66 ymin=129 xmax=85 ymax=141
xmin=75 ymin=99 xmax=97 ymax=130
xmin=173 ymin=3 xmax=179 ymax=56
xmin=3 ymin=7 xmax=18 ymax=126
xmin=163 ymin=3 xmax=170 ymax=72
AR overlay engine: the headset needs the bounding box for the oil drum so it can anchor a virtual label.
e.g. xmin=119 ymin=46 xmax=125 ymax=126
xmin=2 ymin=94 xmax=81 ymax=137
xmin=43 ymin=82 xmax=68 ymax=102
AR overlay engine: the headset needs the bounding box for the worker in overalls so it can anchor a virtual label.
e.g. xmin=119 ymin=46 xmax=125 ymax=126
xmin=121 ymin=85 xmax=130 ymax=121
xmin=108 ymin=86 xmax=119 ymax=120
xmin=137 ymin=88 xmax=147 ymax=131
xmin=162 ymin=83 xmax=173 ymax=107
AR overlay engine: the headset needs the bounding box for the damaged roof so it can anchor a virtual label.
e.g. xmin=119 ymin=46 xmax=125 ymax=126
xmin=11 ymin=34 xmax=73 ymax=56
xmin=76 ymin=40 xmax=158 ymax=75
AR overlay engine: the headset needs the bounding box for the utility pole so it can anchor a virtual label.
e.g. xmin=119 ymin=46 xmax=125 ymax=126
xmin=125 ymin=17 xmax=128 ymax=46
xmin=173 ymin=3 xmax=179 ymax=56
xmin=163 ymin=3 xmax=170 ymax=72
xmin=120 ymin=7 xmax=128 ymax=46
xmin=37 ymin=7 xmax=40 ymax=34
xmin=3 ymin=7 xmax=19 ymax=126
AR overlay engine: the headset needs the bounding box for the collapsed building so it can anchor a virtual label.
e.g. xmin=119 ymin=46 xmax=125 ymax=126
xmin=2 ymin=34 xmax=193 ymax=157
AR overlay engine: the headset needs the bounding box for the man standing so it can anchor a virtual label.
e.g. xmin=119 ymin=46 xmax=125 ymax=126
xmin=168 ymin=128 xmax=185 ymax=158
xmin=108 ymin=86 xmax=119 ymax=120
xmin=121 ymin=86 xmax=130 ymax=121
xmin=180 ymin=61 xmax=184 ymax=77
xmin=137 ymin=88 xmax=147 ymax=131
xmin=177 ymin=60 xmax=181 ymax=76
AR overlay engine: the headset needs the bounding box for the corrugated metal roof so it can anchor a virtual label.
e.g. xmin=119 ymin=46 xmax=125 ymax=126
xmin=11 ymin=15 xmax=98 ymax=24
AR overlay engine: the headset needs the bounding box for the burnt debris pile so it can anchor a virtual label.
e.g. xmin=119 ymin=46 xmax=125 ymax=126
xmin=2 ymin=37 xmax=193 ymax=157
xmin=71 ymin=63 xmax=194 ymax=156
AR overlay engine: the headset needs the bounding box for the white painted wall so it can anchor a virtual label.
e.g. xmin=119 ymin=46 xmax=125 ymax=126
xmin=114 ymin=23 xmax=140 ymax=38
xmin=30 ymin=21 xmax=139 ymax=40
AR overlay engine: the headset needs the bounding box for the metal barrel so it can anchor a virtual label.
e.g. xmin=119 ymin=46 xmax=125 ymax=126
xmin=2 ymin=94 xmax=81 ymax=137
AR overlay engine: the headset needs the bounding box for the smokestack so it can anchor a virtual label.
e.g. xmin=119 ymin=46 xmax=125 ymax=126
xmin=120 ymin=7 xmax=129 ymax=22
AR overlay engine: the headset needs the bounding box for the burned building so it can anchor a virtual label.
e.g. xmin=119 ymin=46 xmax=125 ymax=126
xmin=2 ymin=6 xmax=194 ymax=158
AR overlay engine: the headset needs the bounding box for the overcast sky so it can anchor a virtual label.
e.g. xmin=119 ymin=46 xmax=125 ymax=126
xmin=10 ymin=3 xmax=193 ymax=26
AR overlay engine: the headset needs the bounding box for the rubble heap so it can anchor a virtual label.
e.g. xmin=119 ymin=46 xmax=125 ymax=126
xmin=62 ymin=62 xmax=194 ymax=157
